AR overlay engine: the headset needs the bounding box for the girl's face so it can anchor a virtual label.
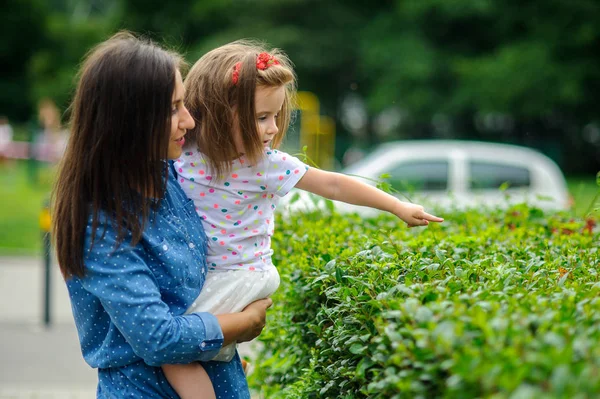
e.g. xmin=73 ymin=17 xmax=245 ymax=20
xmin=233 ymin=85 xmax=285 ymax=154
xmin=168 ymin=70 xmax=195 ymax=159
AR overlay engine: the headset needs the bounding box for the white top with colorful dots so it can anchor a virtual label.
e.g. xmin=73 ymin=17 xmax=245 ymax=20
xmin=175 ymin=148 xmax=308 ymax=272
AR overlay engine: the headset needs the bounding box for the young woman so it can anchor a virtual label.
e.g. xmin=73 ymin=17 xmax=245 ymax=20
xmin=51 ymin=32 xmax=269 ymax=398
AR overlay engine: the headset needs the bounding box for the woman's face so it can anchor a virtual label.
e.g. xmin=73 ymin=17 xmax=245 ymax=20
xmin=168 ymin=70 xmax=195 ymax=159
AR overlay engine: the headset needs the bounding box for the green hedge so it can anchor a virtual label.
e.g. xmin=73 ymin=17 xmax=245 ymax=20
xmin=249 ymin=205 xmax=599 ymax=398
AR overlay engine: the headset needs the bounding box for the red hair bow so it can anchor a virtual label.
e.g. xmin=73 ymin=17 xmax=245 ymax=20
xmin=232 ymin=62 xmax=242 ymax=85
xmin=256 ymin=52 xmax=280 ymax=70
xmin=232 ymin=52 xmax=280 ymax=85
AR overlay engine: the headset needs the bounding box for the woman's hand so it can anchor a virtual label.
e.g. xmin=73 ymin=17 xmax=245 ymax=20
xmin=393 ymin=201 xmax=444 ymax=227
xmin=237 ymin=298 xmax=273 ymax=342
xmin=216 ymin=298 xmax=273 ymax=346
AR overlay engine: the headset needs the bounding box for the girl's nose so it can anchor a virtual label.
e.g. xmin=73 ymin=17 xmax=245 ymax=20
xmin=267 ymin=120 xmax=279 ymax=135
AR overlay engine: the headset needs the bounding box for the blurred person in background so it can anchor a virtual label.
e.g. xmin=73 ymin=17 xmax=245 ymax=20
xmin=36 ymin=98 xmax=68 ymax=163
xmin=51 ymin=31 xmax=270 ymax=399
xmin=0 ymin=115 xmax=13 ymax=163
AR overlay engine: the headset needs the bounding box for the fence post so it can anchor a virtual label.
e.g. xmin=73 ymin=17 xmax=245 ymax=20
xmin=40 ymin=199 xmax=52 ymax=327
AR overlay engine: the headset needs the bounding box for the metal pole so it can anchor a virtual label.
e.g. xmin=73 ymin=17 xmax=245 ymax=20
xmin=40 ymin=200 xmax=52 ymax=327
xmin=43 ymin=230 xmax=51 ymax=327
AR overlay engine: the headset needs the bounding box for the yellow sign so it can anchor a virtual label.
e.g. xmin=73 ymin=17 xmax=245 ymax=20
xmin=40 ymin=207 xmax=51 ymax=232
xmin=297 ymin=91 xmax=336 ymax=170
xmin=296 ymin=91 xmax=320 ymax=113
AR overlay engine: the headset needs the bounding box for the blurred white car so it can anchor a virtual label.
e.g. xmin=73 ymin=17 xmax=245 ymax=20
xmin=279 ymin=140 xmax=570 ymax=216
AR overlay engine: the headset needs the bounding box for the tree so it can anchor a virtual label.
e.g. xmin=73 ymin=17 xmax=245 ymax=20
xmin=4 ymin=0 xmax=598 ymax=171
xmin=357 ymin=0 xmax=600 ymax=171
xmin=0 ymin=0 xmax=47 ymax=121
xmin=0 ymin=0 xmax=119 ymax=124
xmin=118 ymin=0 xmax=600 ymax=171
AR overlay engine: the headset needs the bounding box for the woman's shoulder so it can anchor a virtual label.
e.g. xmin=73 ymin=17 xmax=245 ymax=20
xmin=81 ymin=208 xmax=126 ymax=254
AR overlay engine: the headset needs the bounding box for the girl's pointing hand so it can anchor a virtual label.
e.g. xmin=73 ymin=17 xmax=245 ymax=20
xmin=394 ymin=202 xmax=444 ymax=228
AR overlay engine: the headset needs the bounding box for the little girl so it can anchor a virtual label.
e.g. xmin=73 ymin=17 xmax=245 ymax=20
xmin=164 ymin=40 xmax=444 ymax=398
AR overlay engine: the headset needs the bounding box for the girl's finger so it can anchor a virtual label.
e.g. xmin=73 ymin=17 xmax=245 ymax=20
xmin=407 ymin=218 xmax=428 ymax=228
xmin=422 ymin=212 xmax=444 ymax=222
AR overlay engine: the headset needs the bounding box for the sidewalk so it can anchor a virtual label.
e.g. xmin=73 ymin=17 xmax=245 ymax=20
xmin=0 ymin=256 xmax=96 ymax=398
xmin=0 ymin=256 xmax=258 ymax=398
xmin=0 ymin=322 xmax=97 ymax=398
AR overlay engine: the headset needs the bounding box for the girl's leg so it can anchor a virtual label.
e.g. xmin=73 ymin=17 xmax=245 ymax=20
xmin=162 ymin=363 xmax=216 ymax=399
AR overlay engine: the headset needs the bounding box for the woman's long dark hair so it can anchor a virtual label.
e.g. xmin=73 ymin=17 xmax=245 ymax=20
xmin=52 ymin=31 xmax=182 ymax=278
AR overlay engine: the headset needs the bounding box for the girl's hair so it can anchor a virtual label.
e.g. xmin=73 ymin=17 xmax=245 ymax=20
xmin=52 ymin=31 xmax=184 ymax=278
xmin=184 ymin=39 xmax=296 ymax=178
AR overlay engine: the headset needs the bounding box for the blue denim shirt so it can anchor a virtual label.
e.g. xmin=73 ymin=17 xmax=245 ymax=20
xmin=66 ymin=162 xmax=250 ymax=398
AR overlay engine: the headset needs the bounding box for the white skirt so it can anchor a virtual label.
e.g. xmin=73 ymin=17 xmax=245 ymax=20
xmin=185 ymin=267 xmax=280 ymax=361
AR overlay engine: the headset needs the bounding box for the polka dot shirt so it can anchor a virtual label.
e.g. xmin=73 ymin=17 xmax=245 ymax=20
xmin=65 ymin=161 xmax=250 ymax=398
xmin=174 ymin=148 xmax=308 ymax=272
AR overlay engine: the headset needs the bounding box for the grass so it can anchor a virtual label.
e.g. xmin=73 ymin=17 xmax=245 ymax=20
xmin=0 ymin=161 xmax=597 ymax=255
xmin=567 ymin=175 xmax=600 ymax=217
xmin=0 ymin=160 xmax=56 ymax=255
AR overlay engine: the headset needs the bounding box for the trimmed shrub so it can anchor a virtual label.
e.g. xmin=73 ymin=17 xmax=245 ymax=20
xmin=250 ymin=205 xmax=599 ymax=398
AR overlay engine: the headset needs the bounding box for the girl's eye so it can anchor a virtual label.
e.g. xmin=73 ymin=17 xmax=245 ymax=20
xmin=274 ymin=113 xmax=279 ymax=119
xmin=258 ymin=116 xmax=267 ymax=121
xmin=171 ymin=107 xmax=178 ymax=115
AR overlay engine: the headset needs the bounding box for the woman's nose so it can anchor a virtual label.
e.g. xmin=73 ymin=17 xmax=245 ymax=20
xmin=180 ymin=106 xmax=195 ymax=130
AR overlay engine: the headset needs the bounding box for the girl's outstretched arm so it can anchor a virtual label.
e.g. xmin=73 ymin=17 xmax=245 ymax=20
xmin=295 ymin=168 xmax=444 ymax=227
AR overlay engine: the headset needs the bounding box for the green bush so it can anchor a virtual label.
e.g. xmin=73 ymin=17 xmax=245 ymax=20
xmin=250 ymin=205 xmax=599 ymax=398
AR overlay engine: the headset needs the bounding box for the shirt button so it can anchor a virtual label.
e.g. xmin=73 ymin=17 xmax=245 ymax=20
xmin=189 ymin=243 xmax=195 ymax=249
xmin=200 ymin=342 xmax=206 ymax=348
xmin=162 ymin=244 xmax=168 ymax=251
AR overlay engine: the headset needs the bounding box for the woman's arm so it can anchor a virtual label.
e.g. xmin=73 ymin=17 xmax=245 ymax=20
xmin=79 ymin=244 xmax=221 ymax=366
xmin=78 ymin=227 xmax=269 ymax=366
xmin=295 ymin=168 xmax=443 ymax=226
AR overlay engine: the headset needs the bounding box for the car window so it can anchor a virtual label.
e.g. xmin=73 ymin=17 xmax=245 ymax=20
xmin=386 ymin=160 xmax=449 ymax=191
xmin=469 ymin=161 xmax=531 ymax=189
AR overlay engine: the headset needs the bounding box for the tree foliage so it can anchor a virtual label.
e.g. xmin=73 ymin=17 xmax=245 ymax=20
xmin=1 ymin=0 xmax=47 ymax=121
xmin=2 ymin=0 xmax=599 ymax=172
